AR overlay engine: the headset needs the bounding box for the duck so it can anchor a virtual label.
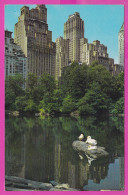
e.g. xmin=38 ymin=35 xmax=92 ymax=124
xmin=78 ymin=134 xmax=84 ymax=141
xmin=86 ymin=136 xmax=97 ymax=146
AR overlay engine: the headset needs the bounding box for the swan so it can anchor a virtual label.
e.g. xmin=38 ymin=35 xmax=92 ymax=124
xmin=78 ymin=134 xmax=84 ymax=141
xmin=87 ymin=145 xmax=97 ymax=150
xmin=86 ymin=136 xmax=97 ymax=146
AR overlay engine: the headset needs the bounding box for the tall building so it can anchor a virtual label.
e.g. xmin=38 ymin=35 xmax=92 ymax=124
xmin=5 ymin=30 xmax=27 ymax=78
xmin=14 ymin=5 xmax=56 ymax=77
xmin=118 ymin=23 xmax=124 ymax=68
xmin=64 ymin=12 xmax=84 ymax=62
xmin=55 ymin=37 xmax=69 ymax=80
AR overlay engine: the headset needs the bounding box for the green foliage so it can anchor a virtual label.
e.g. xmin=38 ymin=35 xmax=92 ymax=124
xmin=5 ymin=74 xmax=24 ymax=97
xmin=91 ymin=61 xmax=99 ymax=67
xmin=110 ymin=97 xmax=124 ymax=115
xmin=5 ymin=74 xmax=24 ymax=110
xmin=39 ymin=89 xmax=63 ymax=114
xmin=26 ymin=73 xmax=37 ymax=92
xmin=78 ymin=82 xmax=111 ymax=115
xmin=24 ymin=99 xmax=37 ymax=113
xmin=110 ymin=72 xmax=124 ymax=101
xmin=39 ymin=108 xmax=45 ymax=115
xmin=60 ymin=62 xmax=88 ymax=99
xmin=5 ymin=88 xmax=16 ymax=110
xmin=15 ymin=96 xmax=27 ymax=112
xmin=39 ymin=73 xmax=56 ymax=96
xmin=87 ymin=64 xmax=113 ymax=96
xmin=25 ymin=73 xmax=38 ymax=100
xmin=60 ymin=95 xmax=76 ymax=114
xmin=25 ymin=72 xmax=56 ymax=113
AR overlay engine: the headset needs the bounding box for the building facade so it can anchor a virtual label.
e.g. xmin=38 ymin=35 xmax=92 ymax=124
xmin=55 ymin=37 xmax=69 ymax=80
xmin=14 ymin=5 xmax=56 ymax=77
xmin=5 ymin=30 xmax=27 ymax=78
xmin=118 ymin=23 xmax=124 ymax=68
xmin=80 ymin=39 xmax=111 ymax=70
xmin=64 ymin=12 xmax=84 ymax=63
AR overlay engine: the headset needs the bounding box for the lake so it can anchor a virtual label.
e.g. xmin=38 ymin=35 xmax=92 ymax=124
xmin=5 ymin=115 xmax=124 ymax=191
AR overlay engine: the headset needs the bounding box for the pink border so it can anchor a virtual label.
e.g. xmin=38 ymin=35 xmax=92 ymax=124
xmin=0 ymin=0 xmax=128 ymax=194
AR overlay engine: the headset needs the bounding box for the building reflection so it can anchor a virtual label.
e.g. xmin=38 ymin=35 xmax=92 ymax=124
xmin=5 ymin=116 xmax=124 ymax=190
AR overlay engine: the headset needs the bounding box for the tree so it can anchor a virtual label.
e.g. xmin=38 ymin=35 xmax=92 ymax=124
xmin=25 ymin=72 xmax=56 ymax=106
xmin=5 ymin=74 xmax=24 ymax=110
xmin=15 ymin=96 xmax=27 ymax=112
xmin=87 ymin=64 xmax=113 ymax=96
xmin=39 ymin=89 xmax=63 ymax=114
xmin=110 ymin=72 xmax=124 ymax=101
xmin=60 ymin=62 xmax=88 ymax=99
xmin=26 ymin=73 xmax=38 ymax=99
xmin=38 ymin=72 xmax=56 ymax=97
xmin=78 ymin=82 xmax=111 ymax=115
xmin=5 ymin=74 xmax=24 ymax=97
xmin=24 ymin=99 xmax=37 ymax=113
xmin=110 ymin=97 xmax=124 ymax=114
xmin=5 ymin=88 xmax=16 ymax=110
xmin=60 ymin=95 xmax=76 ymax=114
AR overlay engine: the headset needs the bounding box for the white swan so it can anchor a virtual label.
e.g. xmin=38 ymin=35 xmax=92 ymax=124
xmin=78 ymin=134 xmax=84 ymax=141
xmin=86 ymin=136 xmax=97 ymax=146
xmin=87 ymin=145 xmax=97 ymax=150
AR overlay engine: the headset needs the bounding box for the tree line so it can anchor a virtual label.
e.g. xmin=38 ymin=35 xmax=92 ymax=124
xmin=5 ymin=61 xmax=124 ymax=115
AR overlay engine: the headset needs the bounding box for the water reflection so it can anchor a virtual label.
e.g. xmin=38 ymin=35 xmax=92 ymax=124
xmin=5 ymin=115 xmax=124 ymax=190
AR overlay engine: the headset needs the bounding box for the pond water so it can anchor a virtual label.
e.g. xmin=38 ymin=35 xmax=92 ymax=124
xmin=5 ymin=115 xmax=124 ymax=191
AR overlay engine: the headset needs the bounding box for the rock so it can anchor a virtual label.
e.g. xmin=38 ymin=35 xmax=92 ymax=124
xmin=50 ymin=180 xmax=59 ymax=186
xmin=72 ymin=141 xmax=109 ymax=159
xmin=5 ymin=176 xmax=78 ymax=191
xmin=55 ymin=184 xmax=70 ymax=189
xmin=49 ymin=187 xmax=78 ymax=191
xmin=5 ymin=187 xmax=36 ymax=191
xmin=49 ymin=183 xmax=78 ymax=191
xmin=28 ymin=182 xmax=52 ymax=190
xmin=5 ymin=176 xmax=52 ymax=191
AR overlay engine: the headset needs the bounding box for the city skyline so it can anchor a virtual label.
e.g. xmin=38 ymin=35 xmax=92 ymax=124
xmin=5 ymin=4 xmax=124 ymax=64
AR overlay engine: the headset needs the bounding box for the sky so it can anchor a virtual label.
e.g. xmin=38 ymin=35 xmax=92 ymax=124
xmin=5 ymin=4 xmax=124 ymax=64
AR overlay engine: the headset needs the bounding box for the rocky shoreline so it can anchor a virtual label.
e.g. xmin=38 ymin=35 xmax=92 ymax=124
xmin=72 ymin=140 xmax=109 ymax=159
xmin=5 ymin=176 xmax=78 ymax=191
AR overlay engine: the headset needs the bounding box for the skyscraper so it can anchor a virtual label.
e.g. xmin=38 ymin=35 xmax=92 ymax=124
xmin=14 ymin=5 xmax=56 ymax=77
xmin=64 ymin=12 xmax=84 ymax=62
xmin=118 ymin=23 xmax=124 ymax=68
xmin=55 ymin=37 xmax=69 ymax=80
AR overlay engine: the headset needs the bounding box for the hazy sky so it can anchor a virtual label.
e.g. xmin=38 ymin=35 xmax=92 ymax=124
xmin=5 ymin=4 xmax=124 ymax=63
